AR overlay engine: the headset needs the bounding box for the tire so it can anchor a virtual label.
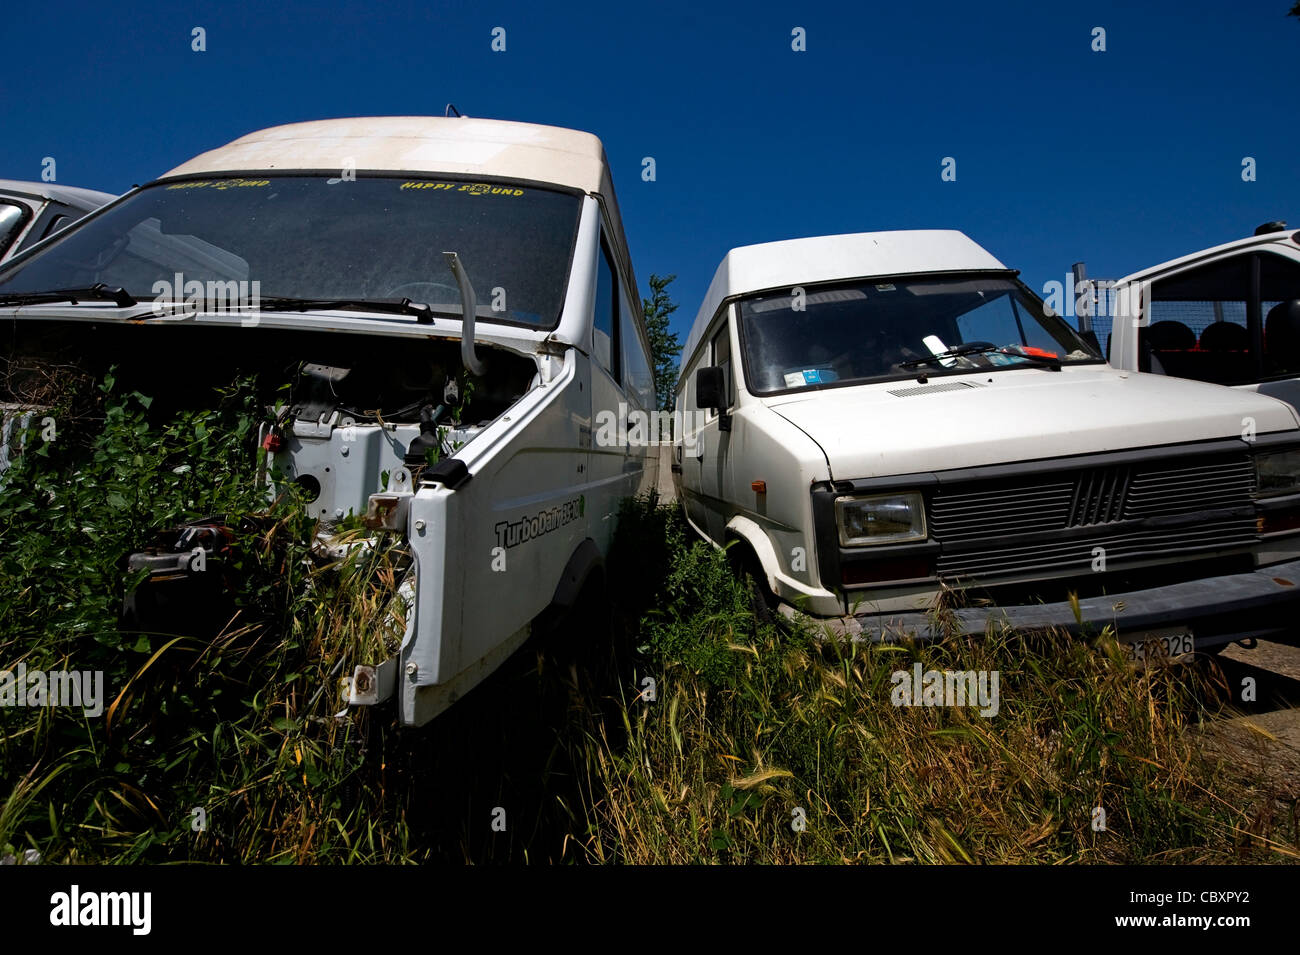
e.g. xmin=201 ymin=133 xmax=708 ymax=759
xmin=536 ymin=571 xmax=611 ymax=661
xmin=728 ymin=542 xmax=777 ymax=628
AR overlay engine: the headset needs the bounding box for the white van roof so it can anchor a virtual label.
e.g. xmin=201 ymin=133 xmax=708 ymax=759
xmin=1115 ymin=229 xmax=1299 ymax=286
xmin=160 ymin=116 xmax=611 ymax=191
xmin=683 ymin=229 xmax=1007 ymax=369
xmin=158 ymin=116 xmax=639 ymax=303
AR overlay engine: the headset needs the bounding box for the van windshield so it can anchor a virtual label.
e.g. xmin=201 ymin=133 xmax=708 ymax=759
xmin=737 ymin=275 xmax=1101 ymax=393
xmin=0 ymin=176 xmax=582 ymax=329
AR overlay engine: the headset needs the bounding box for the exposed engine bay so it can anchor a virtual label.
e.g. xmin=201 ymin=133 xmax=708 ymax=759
xmin=1 ymin=319 xmax=538 ymax=517
xmin=1 ymin=318 xmax=539 ymax=639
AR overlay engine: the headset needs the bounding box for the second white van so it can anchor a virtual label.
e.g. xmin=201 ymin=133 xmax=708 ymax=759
xmin=675 ymin=230 xmax=1300 ymax=658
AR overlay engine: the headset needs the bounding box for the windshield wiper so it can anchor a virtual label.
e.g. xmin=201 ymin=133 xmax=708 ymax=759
xmin=0 ymin=284 xmax=138 ymax=307
xmin=899 ymin=342 xmax=1062 ymax=371
xmin=898 ymin=341 xmax=996 ymax=368
xmin=256 ymin=296 xmax=433 ymax=323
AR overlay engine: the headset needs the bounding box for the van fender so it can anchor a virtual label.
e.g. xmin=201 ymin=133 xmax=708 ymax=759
xmin=724 ymin=515 xmax=783 ymax=593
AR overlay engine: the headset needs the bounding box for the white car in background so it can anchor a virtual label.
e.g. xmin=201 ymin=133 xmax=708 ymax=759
xmin=0 ymin=179 xmax=115 ymax=262
xmin=675 ymin=230 xmax=1300 ymax=659
xmin=1103 ymin=221 xmax=1300 ymax=412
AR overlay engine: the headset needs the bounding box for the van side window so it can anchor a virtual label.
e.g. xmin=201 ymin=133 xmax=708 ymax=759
xmin=620 ymin=283 xmax=654 ymax=409
xmin=1260 ymin=253 xmax=1300 ymax=377
xmin=1145 ymin=256 xmax=1253 ymax=385
xmin=711 ymin=322 xmax=733 ymax=410
xmin=593 ymin=239 xmax=620 ymax=382
xmin=1145 ymin=252 xmax=1300 ymax=384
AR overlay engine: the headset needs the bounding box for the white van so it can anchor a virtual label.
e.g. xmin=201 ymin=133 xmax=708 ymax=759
xmin=0 ymin=117 xmax=657 ymax=726
xmin=674 ymin=230 xmax=1300 ymax=657
xmin=1102 ymin=221 xmax=1300 ymax=412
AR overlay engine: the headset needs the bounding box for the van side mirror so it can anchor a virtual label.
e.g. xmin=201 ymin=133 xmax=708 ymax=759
xmin=695 ymin=365 xmax=725 ymax=410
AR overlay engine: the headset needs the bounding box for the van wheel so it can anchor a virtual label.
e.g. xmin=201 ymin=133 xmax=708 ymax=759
xmin=536 ymin=571 xmax=610 ymax=660
xmin=728 ymin=544 xmax=777 ymax=628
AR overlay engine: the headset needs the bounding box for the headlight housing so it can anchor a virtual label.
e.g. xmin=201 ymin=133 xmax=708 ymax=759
xmin=834 ymin=492 xmax=927 ymax=546
xmin=1255 ymin=449 xmax=1300 ymax=497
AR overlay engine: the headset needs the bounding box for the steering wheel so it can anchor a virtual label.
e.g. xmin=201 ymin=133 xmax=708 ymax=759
xmin=383 ymin=281 xmax=462 ymax=303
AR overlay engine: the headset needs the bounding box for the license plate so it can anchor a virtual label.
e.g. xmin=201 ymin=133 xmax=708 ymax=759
xmin=1121 ymin=626 xmax=1195 ymax=663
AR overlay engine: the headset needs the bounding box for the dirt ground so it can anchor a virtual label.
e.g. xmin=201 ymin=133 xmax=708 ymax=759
xmin=1195 ymin=638 xmax=1300 ymax=847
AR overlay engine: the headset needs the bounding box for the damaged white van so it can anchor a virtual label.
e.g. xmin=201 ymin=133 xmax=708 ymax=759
xmin=675 ymin=230 xmax=1300 ymax=657
xmin=0 ymin=117 xmax=657 ymax=726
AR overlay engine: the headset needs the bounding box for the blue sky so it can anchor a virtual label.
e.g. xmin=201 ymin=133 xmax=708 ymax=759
xmin=3 ymin=0 xmax=1296 ymax=346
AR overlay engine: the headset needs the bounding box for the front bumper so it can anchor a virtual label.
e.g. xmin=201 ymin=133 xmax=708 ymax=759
xmin=798 ymin=558 xmax=1300 ymax=648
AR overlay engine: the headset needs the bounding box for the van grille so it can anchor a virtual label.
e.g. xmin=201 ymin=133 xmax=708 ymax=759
xmin=928 ymin=454 xmax=1257 ymax=580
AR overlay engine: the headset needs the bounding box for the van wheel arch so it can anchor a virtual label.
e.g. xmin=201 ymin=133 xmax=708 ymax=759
xmin=723 ymin=517 xmax=782 ymax=593
xmin=543 ymin=537 xmax=605 ymax=612
xmin=724 ymin=526 xmax=778 ymax=624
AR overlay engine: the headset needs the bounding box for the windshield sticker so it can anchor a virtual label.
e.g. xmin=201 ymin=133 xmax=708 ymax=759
xmin=163 ymin=179 xmax=271 ymax=191
xmin=399 ymin=181 xmax=524 ymax=197
xmin=784 ymin=369 xmax=838 ymax=387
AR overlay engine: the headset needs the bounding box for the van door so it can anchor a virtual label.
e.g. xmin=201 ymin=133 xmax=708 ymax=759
xmin=619 ymin=280 xmax=656 ymax=498
xmin=679 ymin=362 xmax=708 ymax=533
xmin=699 ymin=318 xmax=735 ymax=542
xmin=589 ymin=233 xmax=630 ymax=548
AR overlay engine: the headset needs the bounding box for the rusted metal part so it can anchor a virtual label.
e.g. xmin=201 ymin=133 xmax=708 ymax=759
xmin=126 ymin=519 xmax=236 ymax=576
xmin=346 ymin=658 xmax=398 ymax=706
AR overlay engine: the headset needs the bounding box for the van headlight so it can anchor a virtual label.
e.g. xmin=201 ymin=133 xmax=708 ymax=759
xmin=834 ymin=492 xmax=927 ymax=546
xmin=1256 ymin=449 xmax=1300 ymax=497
